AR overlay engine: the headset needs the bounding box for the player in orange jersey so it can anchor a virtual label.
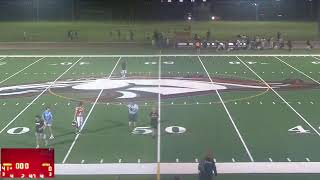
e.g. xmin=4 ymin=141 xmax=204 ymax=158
xmin=73 ymin=101 xmax=85 ymax=134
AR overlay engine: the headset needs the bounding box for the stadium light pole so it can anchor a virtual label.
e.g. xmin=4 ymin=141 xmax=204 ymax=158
xmin=254 ymin=3 xmax=259 ymax=21
xmin=36 ymin=0 xmax=39 ymax=21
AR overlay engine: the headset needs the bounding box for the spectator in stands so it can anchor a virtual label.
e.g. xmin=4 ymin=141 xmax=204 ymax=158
xmin=74 ymin=31 xmax=78 ymax=40
xmin=67 ymin=30 xmax=72 ymax=40
xmin=306 ymin=40 xmax=313 ymax=50
xmin=279 ymin=38 xmax=284 ymax=49
xmin=277 ymin=32 xmax=281 ymax=41
xmin=198 ymin=153 xmax=217 ymax=180
xmin=269 ymin=37 xmax=274 ymax=49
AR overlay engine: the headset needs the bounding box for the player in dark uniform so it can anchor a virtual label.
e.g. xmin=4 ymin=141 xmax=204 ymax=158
xmin=149 ymin=107 xmax=159 ymax=137
xmin=121 ymin=60 xmax=127 ymax=78
xmin=35 ymin=115 xmax=48 ymax=148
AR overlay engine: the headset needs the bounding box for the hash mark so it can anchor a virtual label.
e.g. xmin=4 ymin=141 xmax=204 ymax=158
xmin=272 ymin=102 xmax=275 ymax=104
xmin=297 ymin=102 xmax=301 ymax=105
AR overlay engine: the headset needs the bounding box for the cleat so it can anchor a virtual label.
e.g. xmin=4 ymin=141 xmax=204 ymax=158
xmin=49 ymin=135 xmax=54 ymax=139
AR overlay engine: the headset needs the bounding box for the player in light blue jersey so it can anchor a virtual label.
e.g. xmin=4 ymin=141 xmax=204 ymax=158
xmin=42 ymin=107 xmax=54 ymax=139
xmin=127 ymin=102 xmax=139 ymax=128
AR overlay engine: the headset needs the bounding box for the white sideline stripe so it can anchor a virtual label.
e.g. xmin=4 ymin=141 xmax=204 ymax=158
xmin=236 ymin=56 xmax=320 ymax=136
xmin=0 ymin=57 xmax=83 ymax=134
xmin=197 ymin=56 xmax=254 ymax=162
xmin=274 ymin=56 xmax=320 ymax=85
xmin=157 ymin=54 xmax=161 ymax=163
xmin=30 ymin=162 xmax=320 ymax=175
xmin=0 ymin=57 xmax=45 ymax=84
xmin=62 ymin=57 xmax=121 ymax=164
xmin=0 ymin=54 xmax=320 ymax=58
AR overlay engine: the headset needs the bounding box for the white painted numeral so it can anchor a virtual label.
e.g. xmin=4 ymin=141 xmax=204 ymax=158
xmin=229 ymin=61 xmax=240 ymax=64
xmin=7 ymin=127 xmax=30 ymax=135
xmin=132 ymin=127 xmax=153 ymax=135
xmin=311 ymin=61 xmax=320 ymax=64
xmin=60 ymin=62 xmax=73 ymax=66
xmin=165 ymin=126 xmax=186 ymax=134
xmin=288 ymin=125 xmax=310 ymax=134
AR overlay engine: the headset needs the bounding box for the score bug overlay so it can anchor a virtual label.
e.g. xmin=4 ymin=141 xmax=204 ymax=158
xmin=1 ymin=148 xmax=54 ymax=178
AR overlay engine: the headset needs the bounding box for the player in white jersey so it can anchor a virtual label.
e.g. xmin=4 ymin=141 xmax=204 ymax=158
xmin=127 ymin=102 xmax=139 ymax=128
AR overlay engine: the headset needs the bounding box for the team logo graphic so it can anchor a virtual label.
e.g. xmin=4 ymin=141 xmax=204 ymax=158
xmin=0 ymin=76 xmax=317 ymax=102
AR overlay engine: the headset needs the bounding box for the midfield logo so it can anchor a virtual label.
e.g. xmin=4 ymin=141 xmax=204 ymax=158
xmin=0 ymin=76 xmax=316 ymax=102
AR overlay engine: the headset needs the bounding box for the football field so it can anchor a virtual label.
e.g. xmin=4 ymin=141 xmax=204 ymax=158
xmin=1 ymin=54 xmax=320 ymax=179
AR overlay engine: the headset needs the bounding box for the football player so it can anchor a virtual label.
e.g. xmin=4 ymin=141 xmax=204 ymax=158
xmin=121 ymin=60 xmax=127 ymax=78
xmin=35 ymin=115 xmax=48 ymax=148
xmin=74 ymin=101 xmax=85 ymax=134
xmin=127 ymin=102 xmax=139 ymax=128
xmin=42 ymin=107 xmax=54 ymax=139
xmin=149 ymin=107 xmax=159 ymax=138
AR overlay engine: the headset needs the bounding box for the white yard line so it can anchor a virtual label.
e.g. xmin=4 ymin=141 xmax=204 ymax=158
xmin=14 ymin=162 xmax=317 ymax=175
xmin=0 ymin=54 xmax=320 ymax=58
xmin=62 ymin=57 xmax=121 ymax=164
xmin=197 ymin=56 xmax=254 ymax=162
xmin=0 ymin=57 xmax=46 ymax=84
xmin=0 ymin=57 xmax=83 ymax=134
xmin=157 ymin=54 xmax=162 ymax=180
xmin=236 ymin=56 xmax=320 ymax=136
xmin=274 ymin=56 xmax=320 ymax=85
xmin=157 ymin=55 xmax=161 ymax=163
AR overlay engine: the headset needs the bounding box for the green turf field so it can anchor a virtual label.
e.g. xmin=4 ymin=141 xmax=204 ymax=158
xmin=1 ymin=54 xmax=320 ymax=180
xmin=0 ymin=21 xmax=317 ymax=42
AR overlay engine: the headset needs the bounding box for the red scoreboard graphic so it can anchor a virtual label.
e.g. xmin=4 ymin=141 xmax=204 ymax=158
xmin=1 ymin=148 xmax=54 ymax=178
